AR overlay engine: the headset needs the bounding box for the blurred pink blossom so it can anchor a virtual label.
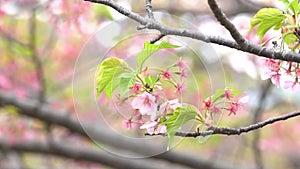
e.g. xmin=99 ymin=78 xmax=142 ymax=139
xmin=140 ymin=121 xmax=166 ymax=135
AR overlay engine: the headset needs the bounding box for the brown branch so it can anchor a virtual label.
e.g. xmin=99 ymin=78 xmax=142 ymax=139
xmin=0 ymin=139 xmax=188 ymax=169
xmin=84 ymin=0 xmax=300 ymax=63
xmin=150 ymin=34 xmax=165 ymax=44
xmin=29 ymin=9 xmax=46 ymax=103
xmin=0 ymin=92 xmax=229 ymax=169
xmin=145 ymin=111 xmax=300 ymax=137
xmin=0 ymin=27 xmax=28 ymax=48
xmin=251 ymin=81 xmax=272 ymax=169
xmin=207 ymin=0 xmax=248 ymax=49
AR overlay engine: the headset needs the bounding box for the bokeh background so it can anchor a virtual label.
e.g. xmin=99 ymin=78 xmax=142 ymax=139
xmin=0 ymin=0 xmax=299 ymax=169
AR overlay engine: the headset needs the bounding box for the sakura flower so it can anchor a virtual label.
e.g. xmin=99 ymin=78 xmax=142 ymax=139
xmin=225 ymin=89 xmax=233 ymax=100
xmin=176 ymin=83 xmax=185 ymax=95
xmin=158 ymin=99 xmax=181 ymax=115
xmin=227 ymin=96 xmax=249 ymax=116
xmin=131 ymin=92 xmax=157 ymax=120
xmin=162 ymin=69 xmax=172 ymax=80
xmin=129 ymin=82 xmax=141 ymax=94
xmin=122 ymin=118 xmax=139 ymax=130
xmin=202 ymin=97 xmax=220 ymax=114
xmin=176 ymin=57 xmax=185 ymax=69
xmin=284 ymin=81 xmax=300 ymax=92
xmin=175 ymin=68 xmax=187 ymax=79
xmin=270 ymin=73 xmax=281 ymax=87
xmin=202 ymin=97 xmax=212 ymax=110
xmin=140 ymin=121 xmax=166 ymax=135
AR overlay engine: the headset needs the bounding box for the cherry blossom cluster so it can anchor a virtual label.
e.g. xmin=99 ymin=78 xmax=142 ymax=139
xmin=198 ymin=89 xmax=248 ymax=128
xmin=123 ymin=58 xmax=186 ymax=134
xmin=122 ymin=58 xmax=248 ymax=135
xmin=247 ymin=3 xmax=300 ymax=92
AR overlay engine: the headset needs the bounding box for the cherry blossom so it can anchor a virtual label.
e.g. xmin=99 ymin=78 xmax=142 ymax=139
xmin=284 ymin=80 xmax=300 ymax=92
xmin=140 ymin=121 xmax=166 ymax=135
xmin=176 ymin=57 xmax=185 ymax=69
xmin=131 ymin=92 xmax=157 ymax=120
xmin=158 ymin=99 xmax=181 ymax=115
xmin=225 ymin=89 xmax=233 ymax=100
xmin=129 ymin=82 xmax=141 ymax=94
xmin=162 ymin=69 xmax=172 ymax=80
xmin=227 ymin=96 xmax=249 ymax=116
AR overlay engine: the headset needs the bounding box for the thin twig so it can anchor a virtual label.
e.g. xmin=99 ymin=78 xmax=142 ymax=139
xmin=150 ymin=34 xmax=165 ymax=44
xmin=84 ymin=0 xmax=300 ymax=63
xmin=29 ymin=9 xmax=46 ymax=103
xmin=146 ymin=0 xmax=154 ymax=19
xmin=0 ymin=27 xmax=28 ymax=48
xmin=207 ymin=0 xmax=248 ymax=49
xmin=145 ymin=111 xmax=300 ymax=137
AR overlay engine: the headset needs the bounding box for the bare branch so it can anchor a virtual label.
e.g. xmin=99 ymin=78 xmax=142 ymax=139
xmin=0 ymin=27 xmax=28 ymax=48
xmin=0 ymin=139 xmax=189 ymax=169
xmin=84 ymin=0 xmax=300 ymax=63
xmin=207 ymin=0 xmax=248 ymax=49
xmin=29 ymin=9 xmax=46 ymax=103
xmin=146 ymin=111 xmax=300 ymax=137
xmin=251 ymin=81 xmax=272 ymax=169
xmin=146 ymin=0 xmax=154 ymax=19
xmin=150 ymin=34 xmax=165 ymax=44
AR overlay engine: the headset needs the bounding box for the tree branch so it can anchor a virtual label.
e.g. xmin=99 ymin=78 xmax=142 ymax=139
xmin=84 ymin=0 xmax=300 ymax=63
xmin=145 ymin=111 xmax=300 ymax=137
xmin=0 ymin=139 xmax=189 ymax=169
xmin=145 ymin=0 xmax=154 ymax=19
xmin=0 ymin=92 xmax=229 ymax=169
xmin=207 ymin=0 xmax=248 ymax=49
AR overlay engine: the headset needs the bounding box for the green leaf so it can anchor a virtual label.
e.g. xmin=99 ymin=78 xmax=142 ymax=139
xmin=288 ymin=0 xmax=299 ymax=15
xmin=283 ymin=33 xmax=298 ymax=45
xmin=250 ymin=8 xmax=286 ymax=41
xmin=96 ymin=57 xmax=131 ymax=98
xmin=160 ymin=104 xmax=198 ymax=149
xmin=94 ymin=5 xmax=113 ymax=20
xmin=119 ymin=72 xmax=137 ymax=102
xmin=137 ymin=41 xmax=180 ymax=70
xmin=211 ymin=89 xmax=225 ymax=102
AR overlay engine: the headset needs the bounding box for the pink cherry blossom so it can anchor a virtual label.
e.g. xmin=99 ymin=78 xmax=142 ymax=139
xmin=176 ymin=57 xmax=185 ymax=69
xmin=158 ymin=99 xmax=181 ymax=115
xmin=122 ymin=118 xmax=139 ymax=130
xmin=227 ymin=96 xmax=249 ymax=116
xmin=176 ymin=83 xmax=185 ymax=95
xmin=131 ymin=92 xmax=157 ymax=120
xmin=140 ymin=121 xmax=166 ymax=135
xmin=129 ymin=82 xmax=141 ymax=94
xmin=270 ymin=73 xmax=281 ymax=87
xmin=162 ymin=69 xmax=172 ymax=80
xmin=225 ymin=89 xmax=233 ymax=100
xmin=176 ymin=68 xmax=187 ymax=79
xmin=284 ymin=81 xmax=300 ymax=92
xmin=202 ymin=97 xmax=212 ymax=110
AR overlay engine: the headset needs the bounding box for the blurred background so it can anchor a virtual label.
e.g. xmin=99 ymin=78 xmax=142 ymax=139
xmin=0 ymin=0 xmax=300 ymax=169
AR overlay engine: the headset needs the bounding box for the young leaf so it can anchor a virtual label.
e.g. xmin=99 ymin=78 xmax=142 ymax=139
xmin=160 ymin=104 xmax=198 ymax=148
xmin=137 ymin=41 xmax=180 ymax=70
xmin=288 ymin=0 xmax=299 ymax=15
xmin=119 ymin=72 xmax=136 ymax=101
xmin=211 ymin=89 xmax=225 ymax=102
xmin=283 ymin=33 xmax=298 ymax=45
xmin=250 ymin=8 xmax=286 ymax=41
xmin=96 ymin=57 xmax=131 ymax=98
